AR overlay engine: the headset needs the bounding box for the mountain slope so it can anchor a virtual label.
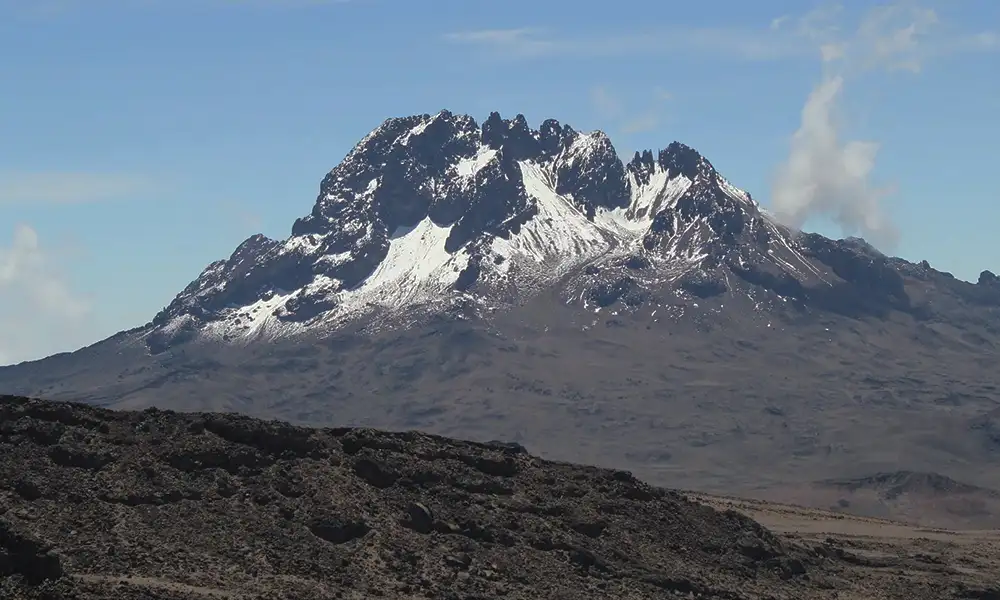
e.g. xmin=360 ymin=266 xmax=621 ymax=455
xmin=3 ymin=396 xmax=998 ymax=600
xmin=1 ymin=110 xmax=999 ymax=526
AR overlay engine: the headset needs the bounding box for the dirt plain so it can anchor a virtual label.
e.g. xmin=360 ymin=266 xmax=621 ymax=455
xmin=694 ymin=492 xmax=1000 ymax=599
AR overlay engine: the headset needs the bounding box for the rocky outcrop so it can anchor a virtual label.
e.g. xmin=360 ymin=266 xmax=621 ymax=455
xmin=4 ymin=394 xmax=984 ymax=600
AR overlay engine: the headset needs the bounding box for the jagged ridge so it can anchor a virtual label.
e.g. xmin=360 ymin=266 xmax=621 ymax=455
xmin=141 ymin=110 xmax=1000 ymax=355
xmin=145 ymin=110 xmax=775 ymax=350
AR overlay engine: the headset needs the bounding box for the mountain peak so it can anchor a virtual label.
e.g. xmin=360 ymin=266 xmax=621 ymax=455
xmin=142 ymin=110 xmax=812 ymax=350
xmin=661 ymin=141 xmax=716 ymax=180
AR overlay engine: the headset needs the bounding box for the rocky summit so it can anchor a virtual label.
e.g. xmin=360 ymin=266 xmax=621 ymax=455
xmin=123 ymin=108 xmax=965 ymax=350
xmin=140 ymin=110 xmax=802 ymax=348
xmin=1 ymin=111 xmax=999 ymax=527
xmin=3 ymin=395 xmax=999 ymax=600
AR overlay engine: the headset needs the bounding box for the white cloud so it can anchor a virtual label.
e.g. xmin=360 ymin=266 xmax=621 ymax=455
xmin=447 ymin=5 xmax=992 ymax=249
xmin=0 ymin=0 xmax=352 ymax=19
xmin=0 ymin=171 xmax=147 ymax=205
xmin=590 ymin=86 xmax=622 ymax=119
xmin=442 ymin=28 xmax=560 ymax=59
xmin=589 ymin=85 xmax=671 ymax=136
xmin=444 ymin=5 xmax=995 ymax=64
xmin=769 ymin=2 xmax=974 ymax=250
xmin=773 ymin=3 xmax=940 ymax=74
xmin=621 ymin=114 xmax=662 ymax=135
xmin=444 ymin=25 xmax=810 ymax=61
xmin=771 ymin=76 xmax=897 ymax=248
xmin=0 ymin=224 xmax=92 ymax=365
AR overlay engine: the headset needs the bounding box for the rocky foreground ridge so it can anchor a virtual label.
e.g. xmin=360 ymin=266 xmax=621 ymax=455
xmin=2 ymin=396 xmax=998 ymax=600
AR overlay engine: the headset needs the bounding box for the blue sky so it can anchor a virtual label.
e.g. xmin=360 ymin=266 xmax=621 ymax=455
xmin=0 ymin=0 xmax=997 ymax=363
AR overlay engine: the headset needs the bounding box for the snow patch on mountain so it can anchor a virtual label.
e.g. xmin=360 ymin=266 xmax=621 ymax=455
xmin=490 ymin=161 xmax=614 ymax=274
xmin=455 ymin=147 xmax=497 ymax=179
xmin=561 ymin=132 xmax=605 ymax=167
xmin=367 ymin=218 xmax=467 ymax=295
xmin=207 ymin=287 xmax=303 ymax=341
xmin=596 ymin=165 xmax=693 ymax=237
xmin=717 ymin=174 xmax=750 ymax=204
xmin=196 ymin=217 xmax=472 ymax=342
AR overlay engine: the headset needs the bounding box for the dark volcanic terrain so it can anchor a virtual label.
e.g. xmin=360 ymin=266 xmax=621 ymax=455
xmin=2 ymin=396 xmax=998 ymax=600
xmin=2 ymin=110 xmax=999 ymax=528
xmin=4 ymin=295 xmax=998 ymax=528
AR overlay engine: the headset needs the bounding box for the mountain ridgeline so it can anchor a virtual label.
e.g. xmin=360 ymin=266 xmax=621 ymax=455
xmin=146 ymin=110 xmax=785 ymax=348
xmin=1 ymin=110 xmax=999 ymax=526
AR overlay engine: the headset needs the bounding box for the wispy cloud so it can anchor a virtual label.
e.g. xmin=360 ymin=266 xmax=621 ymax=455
xmin=0 ymin=224 xmax=91 ymax=365
xmin=590 ymin=85 xmax=671 ymax=137
xmin=209 ymin=0 xmax=356 ymax=6
xmin=442 ymin=28 xmax=561 ymax=59
xmin=0 ymin=0 xmax=353 ymax=19
xmin=444 ymin=8 xmax=995 ymax=64
xmin=0 ymin=171 xmax=147 ymax=206
xmin=621 ymin=114 xmax=662 ymax=135
xmin=444 ymin=25 xmax=808 ymax=61
xmin=590 ymin=86 xmax=622 ymax=119
xmin=768 ymin=2 xmax=990 ymax=249
xmin=217 ymin=199 xmax=264 ymax=234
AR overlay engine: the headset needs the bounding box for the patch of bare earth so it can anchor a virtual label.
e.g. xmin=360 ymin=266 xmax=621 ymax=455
xmin=691 ymin=492 xmax=1000 ymax=599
